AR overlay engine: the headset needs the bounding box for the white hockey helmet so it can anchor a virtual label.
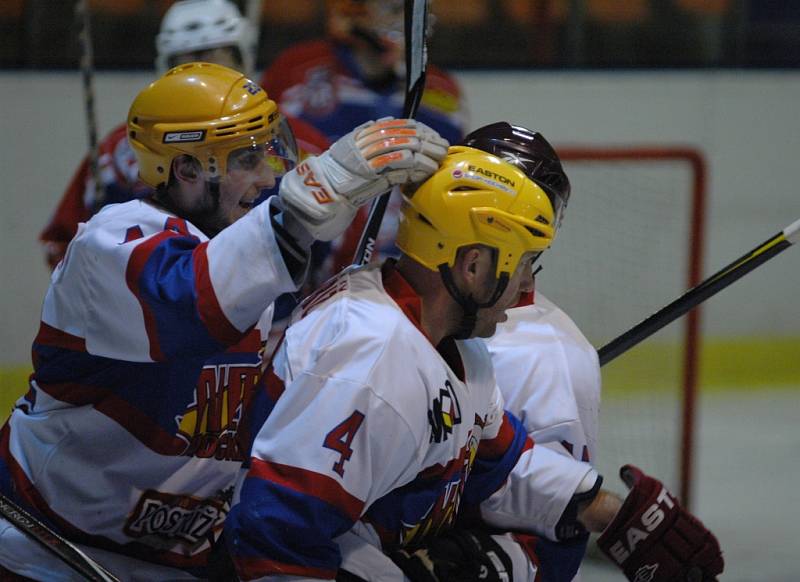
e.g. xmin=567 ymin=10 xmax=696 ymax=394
xmin=155 ymin=0 xmax=256 ymax=76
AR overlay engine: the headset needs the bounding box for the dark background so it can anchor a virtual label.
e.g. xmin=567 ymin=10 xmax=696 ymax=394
xmin=2 ymin=0 xmax=799 ymax=70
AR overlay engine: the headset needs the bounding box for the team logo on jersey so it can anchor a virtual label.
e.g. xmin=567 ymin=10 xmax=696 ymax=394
xmin=428 ymin=379 xmax=462 ymax=444
xmin=125 ymin=487 xmax=231 ymax=551
xmin=299 ymin=66 xmax=337 ymax=116
xmin=398 ymin=432 xmax=479 ymax=547
xmin=176 ymin=362 xmax=261 ymax=461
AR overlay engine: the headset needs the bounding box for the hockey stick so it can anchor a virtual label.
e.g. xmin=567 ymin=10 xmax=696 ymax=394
xmin=244 ymin=0 xmax=264 ymax=57
xmin=74 ymin=0 xmax=102 ymax=212
xmin=598 ymin=217 xmax=800 ymax=366
xmin=0 ymin=492 xmax=120 ymax=581
xmin=352 ymin=0 xmax=429 ymax=266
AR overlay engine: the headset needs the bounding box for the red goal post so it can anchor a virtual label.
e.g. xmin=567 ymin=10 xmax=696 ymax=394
xmin=540 ymin=146 xmax=707 ymax=508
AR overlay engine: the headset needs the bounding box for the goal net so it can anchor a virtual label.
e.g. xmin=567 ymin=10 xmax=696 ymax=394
xmin=535 ymin=147 xmax=707 ymax=506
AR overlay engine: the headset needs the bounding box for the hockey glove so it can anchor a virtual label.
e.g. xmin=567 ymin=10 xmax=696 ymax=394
xmin=390 ymin=529 xmax=513 ymax=582
xmin=278 ymin=117 xmax=449 ymax=240
xmin=596 ymin=465 xmax=724 ymax=582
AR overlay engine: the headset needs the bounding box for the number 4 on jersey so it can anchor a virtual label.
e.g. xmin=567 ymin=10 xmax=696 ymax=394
xmin=323 ymin=411 xmax=365 ymax=477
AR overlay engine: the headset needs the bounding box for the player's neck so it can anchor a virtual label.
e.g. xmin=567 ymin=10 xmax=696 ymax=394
xmin=395 ymin=256 xmax=462 ymax=345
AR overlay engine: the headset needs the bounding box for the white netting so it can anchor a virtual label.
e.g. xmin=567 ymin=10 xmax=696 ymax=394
xmin=536 ymin=149 xmax=705 ymax=499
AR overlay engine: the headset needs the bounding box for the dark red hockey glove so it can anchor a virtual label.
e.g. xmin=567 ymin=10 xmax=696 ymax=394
xmin=596 ymin=465 xmax=723 ymax=582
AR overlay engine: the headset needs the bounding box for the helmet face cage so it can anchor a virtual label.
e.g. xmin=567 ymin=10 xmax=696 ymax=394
xmin=396 ymin=147 xmax=556 ymax=281
xmin=227 ymin=116 xmax=298 ymax=177
xmin=199 ymin=115 xmax=298 ymax=183
xmin=461 ymin=122 xmax=571 ymax=231
xmin=155 ymin=0 xmax=256 ymax=75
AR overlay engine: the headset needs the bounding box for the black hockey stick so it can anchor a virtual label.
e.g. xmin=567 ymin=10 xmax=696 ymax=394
xmin=0 ymin=492 xmax=120 ymax=581
xmin=598 ymin=217 xmax=800 ymax=366
xmin=352 ymin=0 xmax=429 ymax=266
xmin=75 ymin=0 xmax=103 ymax=212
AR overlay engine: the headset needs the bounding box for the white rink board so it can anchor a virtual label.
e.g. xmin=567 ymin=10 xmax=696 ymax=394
xmin=582 ymin=388 xmax=800 ymax=582
xmin=1 ymin=70 xmax=800 ymax=364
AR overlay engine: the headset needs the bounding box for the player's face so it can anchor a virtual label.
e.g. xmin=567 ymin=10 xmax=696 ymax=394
xmin=471 ymin=252 xmax=538 ymax=338
xmin=171 ymin=151 xmax=276 ymax=237
xmin=217 ymin=150 xmax=277 ymax=226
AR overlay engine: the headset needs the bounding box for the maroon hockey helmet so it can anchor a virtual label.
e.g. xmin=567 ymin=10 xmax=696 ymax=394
xmin=461 ymin=122 xmax=571 ymax=230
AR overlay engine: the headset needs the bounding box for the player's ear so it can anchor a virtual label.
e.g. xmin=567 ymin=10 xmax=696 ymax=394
xmin=173 ymin=155 xmax=201 ymax=183
xmin=455 ymin=245 xmax=490 ymax=290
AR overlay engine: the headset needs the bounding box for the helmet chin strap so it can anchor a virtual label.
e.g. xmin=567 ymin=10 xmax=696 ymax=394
xmin=438 ymin=264 xmax=509 ymax=340
xmin=193 ymin=179 xmax=225 ymax=236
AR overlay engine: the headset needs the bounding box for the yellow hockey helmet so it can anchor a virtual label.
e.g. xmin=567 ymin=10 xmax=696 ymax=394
xmin=127 ymin=62 xmax=297 ymax=189
xmin=396 ymin=146 xmax=556 ymax=280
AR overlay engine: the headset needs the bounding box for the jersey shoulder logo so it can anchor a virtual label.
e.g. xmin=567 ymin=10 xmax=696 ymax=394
xmin=428 ymin=379 xmax=462 ymax=444
xmin=300 ymin=66 xmax=337 ymax=116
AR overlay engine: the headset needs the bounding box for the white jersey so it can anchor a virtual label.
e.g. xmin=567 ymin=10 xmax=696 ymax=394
xmin=484 ymin=291 xmax=602 ymax=582
xmin=0 ymin=198 xmax=296 ymax=580
xmin=486 ymin=292 xmax=601 ymax=464
xmin=224 ymin=263 xmax=594 ymax=581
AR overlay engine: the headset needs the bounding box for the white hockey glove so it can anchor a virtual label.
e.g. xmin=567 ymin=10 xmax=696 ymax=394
xmin=278 ymin=117 xmax=449 ymax=241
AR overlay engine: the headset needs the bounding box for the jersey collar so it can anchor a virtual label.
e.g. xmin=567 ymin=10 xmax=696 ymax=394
xmin=381 ymin=260 xmax=466 ymax=382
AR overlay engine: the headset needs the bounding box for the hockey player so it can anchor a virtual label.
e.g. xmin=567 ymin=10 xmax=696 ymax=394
xmin=0 ymin=62 xmax=448 ymax=580
xmin=261 ymin=0 xmax=470 ymax=289
xmin=261 ymin=0 xmax=467 ymax=145
xmin=223 ymin=146 xmax=630 ymax=580
xmin=40 ymin=0 xmax=330 ymax=270
xmin=388 ymin=123 xmax=724 ymax=582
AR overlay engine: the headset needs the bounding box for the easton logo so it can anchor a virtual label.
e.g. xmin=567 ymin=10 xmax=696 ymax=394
xmin=163 ymin=130 xmax=205 ymax=143
xmin=125 ymin=489 xmax=229 ymax=550
xmin=607 ymin=487 xmax=675 ymax=565
xmin=298 ymin=161 xmax=334 ymax=204
xmin=632 ymin=564 xmax=659 ymax=582
xmin=467 ymin=165 xmax=515 ymax=186
xmin=428 ymin=379 xmax=462 ymax=444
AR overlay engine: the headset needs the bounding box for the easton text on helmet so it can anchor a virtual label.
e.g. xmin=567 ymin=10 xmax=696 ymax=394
xmin=467 ymin=165 xmax=515 ymax=186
